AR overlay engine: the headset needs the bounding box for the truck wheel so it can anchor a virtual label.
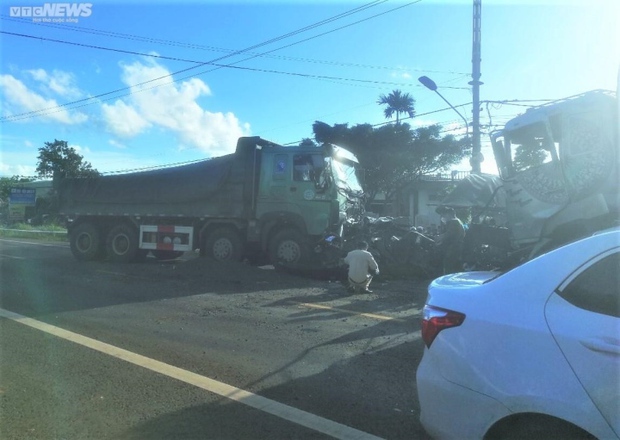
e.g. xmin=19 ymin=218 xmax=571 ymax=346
xmin=152 ymin=250 xmax=184 ymax=260
xmin=70 ymin=223 xmax=102 ymax=261
xmin=205 ymin=227 xmax=244 ymax=261
xmin=106 ymin=224 xmax=139 ymax=263
xmin=269 ymin=228 xmax=308 ymax=265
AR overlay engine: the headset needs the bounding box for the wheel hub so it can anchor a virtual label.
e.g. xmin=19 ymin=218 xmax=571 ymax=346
xmin=278 ymin=240 xmax=300 ymax=263
xmin=112 ymin=234 xmax=130 ymax=255
xmin=76 ymin=233 xmax=92 ymax=252
xmin=213 ymin=238 xmax=232 ymax=260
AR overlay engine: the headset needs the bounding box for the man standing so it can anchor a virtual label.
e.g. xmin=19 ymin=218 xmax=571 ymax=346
xmin=436 ymin=207 xmax=465 ymax=274
xmin=344 ymin=241 xmax=379 ymax=293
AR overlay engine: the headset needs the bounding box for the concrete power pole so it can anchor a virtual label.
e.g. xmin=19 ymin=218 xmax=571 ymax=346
xmin=469 ymin=0 xmax=483 ymax=173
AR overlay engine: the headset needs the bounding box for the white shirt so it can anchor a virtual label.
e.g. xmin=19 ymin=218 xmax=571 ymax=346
xmin=344 ymin=249 xmax=378 ymax=283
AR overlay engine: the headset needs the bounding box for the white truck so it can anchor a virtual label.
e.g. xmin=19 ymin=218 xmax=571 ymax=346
xmin=449 ymin=85 xmax=618 ymax=270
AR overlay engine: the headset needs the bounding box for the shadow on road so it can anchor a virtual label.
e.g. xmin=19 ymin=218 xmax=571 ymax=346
xmin=122 ymin=339 xmax=431 ymax=440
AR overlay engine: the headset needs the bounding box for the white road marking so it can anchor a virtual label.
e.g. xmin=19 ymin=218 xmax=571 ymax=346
xmin=0 ymin=307 xmax=383 ymax=440
xmin=0 ymin=254 xmax=26 ymax=260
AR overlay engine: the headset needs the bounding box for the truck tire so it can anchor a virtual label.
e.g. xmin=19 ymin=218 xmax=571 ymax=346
xmin=70 ymin=222 xmax=102 ymax=261
xmin=205 ymin=227 xmax=244 ymax=261
xmin=106 ymin=224 xmax=139 ymax=263
xmin=268 ymin=228 xmax=309 ymax=265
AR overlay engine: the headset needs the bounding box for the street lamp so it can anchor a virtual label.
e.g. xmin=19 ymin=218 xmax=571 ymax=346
xmin=418 ymin=75 xmax=475 ymax=172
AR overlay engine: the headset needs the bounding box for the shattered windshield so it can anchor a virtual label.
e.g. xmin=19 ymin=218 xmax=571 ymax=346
xmin=507 ymin=122 xmax=559 ymax=173
xmin=331 ymin=159 xmax=363 ymax=194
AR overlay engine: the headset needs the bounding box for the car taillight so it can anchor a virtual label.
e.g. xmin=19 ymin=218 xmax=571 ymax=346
xmin=421 ymin=305 xmax=465 ymax=348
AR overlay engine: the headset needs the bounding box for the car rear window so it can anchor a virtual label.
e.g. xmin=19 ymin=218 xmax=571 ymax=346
xmin=558 ymin=252 xmax=619 ymax=318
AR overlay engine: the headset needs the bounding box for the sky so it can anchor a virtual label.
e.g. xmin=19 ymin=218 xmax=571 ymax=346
xmin=1 ymin=0 xmax=619 ymax=178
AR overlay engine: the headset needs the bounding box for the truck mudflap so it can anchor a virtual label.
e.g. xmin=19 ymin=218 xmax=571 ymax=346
xmin=139 ymin=225 xmax=193 ymax=252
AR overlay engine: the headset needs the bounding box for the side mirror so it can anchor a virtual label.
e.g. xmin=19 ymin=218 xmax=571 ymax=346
xmin=491 ymin=135 xmax=509 ymax=177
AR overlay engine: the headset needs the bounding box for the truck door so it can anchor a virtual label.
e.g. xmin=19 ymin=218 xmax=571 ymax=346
xmin=289 ymin=153 xmax=331 ymax=235
xmin=257 ymin=151 xmax=330 ymax=236
xmin=291 ymin=153 xmax=323 ymax=198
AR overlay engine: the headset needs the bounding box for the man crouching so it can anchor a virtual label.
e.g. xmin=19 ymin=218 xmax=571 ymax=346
xmin=344 ymin=241 xmax=379 ymax=294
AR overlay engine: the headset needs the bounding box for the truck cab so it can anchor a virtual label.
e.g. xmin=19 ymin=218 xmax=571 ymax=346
xmin=254 ymin=143 xmax=364 ymax=264
xmin=490 ymin=90 xmax=618 ymax=257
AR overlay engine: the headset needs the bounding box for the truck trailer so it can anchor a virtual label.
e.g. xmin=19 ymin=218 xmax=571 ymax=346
xmin=58 ymin=136 xmax=364 ymax=265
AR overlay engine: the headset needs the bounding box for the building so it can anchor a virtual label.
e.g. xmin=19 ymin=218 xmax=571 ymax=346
xmin=369 ymin=171 xmax=470 ymax=227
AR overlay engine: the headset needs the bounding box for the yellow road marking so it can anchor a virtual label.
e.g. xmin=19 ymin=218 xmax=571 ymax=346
xmin=0 ymin=307 xmax=383 ymax=440
xmin=297 ymin=302 xmax=406 ymax=323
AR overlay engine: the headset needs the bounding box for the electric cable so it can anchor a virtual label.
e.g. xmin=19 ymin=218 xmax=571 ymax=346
xmin=2 ymin=0 xmax=402 ymax=121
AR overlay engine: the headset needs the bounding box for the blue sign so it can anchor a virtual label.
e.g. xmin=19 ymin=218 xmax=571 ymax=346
xmin=9 ymin=188 xmax=36 ymax=205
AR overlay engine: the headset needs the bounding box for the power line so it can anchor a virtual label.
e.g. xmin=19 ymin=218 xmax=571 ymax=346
xmin=1 ymin=0 xmax=392 ymax=121
xmin=2 ymin=0 xmax=425 ymax=123
xmin=281 ymin=102 xmax=474 ymax=146
xmin=0 ymin=14 xmax=468 ymax=76
xmin=1 ymin=30 xmax=464 ymax=98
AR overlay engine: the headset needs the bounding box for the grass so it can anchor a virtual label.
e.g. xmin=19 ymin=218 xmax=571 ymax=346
xmin=0 ymin=223 xmax=68 ymax=242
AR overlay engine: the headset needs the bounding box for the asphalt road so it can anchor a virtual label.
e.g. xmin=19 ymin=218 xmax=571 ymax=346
xmin=0 ymin=238 xmax=431 ymax=440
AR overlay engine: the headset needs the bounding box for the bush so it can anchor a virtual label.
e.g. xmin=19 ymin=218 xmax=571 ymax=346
xmin=0 ymin=222 xmax=67 ymax=242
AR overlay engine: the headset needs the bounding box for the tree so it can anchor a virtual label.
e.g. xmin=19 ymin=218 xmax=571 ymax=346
xmin=313 ymin=121 xmax=468 ymax=209
xmin=512 ymin=143 xmax=548 ymax=172
xmin=36 ymin=139 xmax=99 ymax=181
xmin=299 ymin=138 xmax=317 ymax=147
xmin=377 ymin=89 xmax=415 ymax=124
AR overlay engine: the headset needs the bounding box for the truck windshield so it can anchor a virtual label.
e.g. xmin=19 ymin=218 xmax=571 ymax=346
xmin=506 ymin=122 xmax=559 ymax=174
xmin=332 ymin=159 xmax=363 ymax=194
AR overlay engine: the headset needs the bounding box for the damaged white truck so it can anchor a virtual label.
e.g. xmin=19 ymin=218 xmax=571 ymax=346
xmin=455 ymin=88 xmax=619 ymax=270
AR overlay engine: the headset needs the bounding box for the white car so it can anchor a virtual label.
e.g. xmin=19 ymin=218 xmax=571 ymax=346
xmin=416 ymin=229 xmax=620 ymax=440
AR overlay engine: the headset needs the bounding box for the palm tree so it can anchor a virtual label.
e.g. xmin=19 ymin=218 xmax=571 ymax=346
xmin=377 ymin=89 xmax=415 ymax=124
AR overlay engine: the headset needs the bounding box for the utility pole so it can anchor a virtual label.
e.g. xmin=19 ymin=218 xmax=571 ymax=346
xmin=469 ymin=0 xmax=483 ymax=173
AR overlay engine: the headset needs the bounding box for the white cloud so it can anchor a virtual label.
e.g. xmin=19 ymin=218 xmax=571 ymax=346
xmin=0 ymin=74 xmax=87 ymax=124
xmin=101 ymin=99 xmax=150 ymax=137
xmin=101 ymin=58 xmax=251 ymax=156
xmin=0 ymin=162 xmax=36 ymax=177
xmin=27 ymin=68 xmax=82 ymax=99
xmin=71 ymin=144 xmax=91 ymax=155
xmin=390 ymin=71 xmax=413 ymax=80
xmin=0 ymin=144 xmax=37 ymax=177
xmin=108 ymin=139 xmax=127 ymax=149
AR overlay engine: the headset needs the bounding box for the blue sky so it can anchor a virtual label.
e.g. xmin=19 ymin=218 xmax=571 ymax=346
xmin=1 ymin=0 xmax=618 ymax=177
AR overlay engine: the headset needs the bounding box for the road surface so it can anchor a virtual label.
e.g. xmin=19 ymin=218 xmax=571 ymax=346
xmin=0 ymin=238 xmax=431 ymax=439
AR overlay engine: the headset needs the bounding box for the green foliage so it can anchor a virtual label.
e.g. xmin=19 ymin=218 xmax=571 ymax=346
xmin=0 ymin=223 xmax=67 ymax=241
xmin=512 ymin=144 xmax=548 ymax=172
xmin=313 ymin=121 xmax=469 ymax=207
xmin=377 ymin=89 xmax=415 ymax=124
xmin=299 ymin=138 xmax=317 ymax=147
xmin=36 ymin=139 xmax=100 ymax=181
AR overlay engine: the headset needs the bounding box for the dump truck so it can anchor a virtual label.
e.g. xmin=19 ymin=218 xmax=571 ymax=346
xmin=451 ymin=87 xmax=619 ymax=270
xmin=57 ymin=136 xmax=364 ymax=264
